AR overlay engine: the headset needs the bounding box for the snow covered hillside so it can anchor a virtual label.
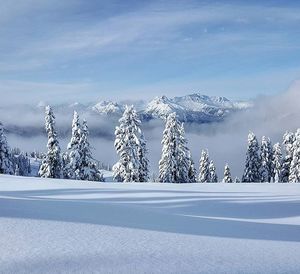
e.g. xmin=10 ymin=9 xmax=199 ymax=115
xmin=1 ymin=175 xmax=300 ymax=273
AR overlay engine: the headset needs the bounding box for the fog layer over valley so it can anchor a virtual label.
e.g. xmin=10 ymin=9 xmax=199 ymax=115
xmin=3 ymin=83 xmax=300 ymax=178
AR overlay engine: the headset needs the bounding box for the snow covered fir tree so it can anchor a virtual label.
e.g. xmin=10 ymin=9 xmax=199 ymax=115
xmin=177 ymin=122 xmax=196 ymax=183
xmin=234 ymin=177 xmax=241 ymax=183
xmin=223 ymin=164 xmax=233 ymax=183
xmin=208 ymin=160 xmax=218 ymax=183
xmin=38 ymin=107 xmax=103 ymax=181
xmin=0 ymin=122 xmax=13 ymax=174
xmin=260 ymin=136 xmax=273 ymax=182
xmin=187 ymin=151 xmax=197 ymax=183
xmin=113 ymin=105 xmax=149 ymax=182
xmin=289 ymin=129 xmax=300 ymax=182
xmin=0 ymin=128 xmax=31 ymax=177
xmin=272 ymin=143 xmax=283 ymax=183
xmin=242 ymin=132 xmax=261 ymax=183
xmin=137 ymin=133 xmax=149 ymax=182
xmin=78 ymin=120 xmax=104 ymax=181
xmin=64 ymin=111 xmax=82 ymax=180
xmin=38 ymin=106 xmax=63 ymax=179
xmin=159 ymin=112 xmax=194 ymax=183
xmin=281 ymin=131 xmax=295 ymax=182
xmin=198 ymin=150 xmax=210 ymax=183
xmin=63 ymin=112 xmax=104 ymax=182
xmin=11 ymin=151 xmax=31 ymax=177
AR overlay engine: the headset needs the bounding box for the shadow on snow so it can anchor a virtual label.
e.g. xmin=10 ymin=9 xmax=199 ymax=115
xmin=1 ymin=187 xmax=300 ymax=242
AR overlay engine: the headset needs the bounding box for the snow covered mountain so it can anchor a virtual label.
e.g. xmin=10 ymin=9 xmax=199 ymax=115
xmin=35 ymin=93 xmax=250 ymax=123
xmin=143 ymin=93 xmax=250 ymax=122
xmin=2 ymin=93 xmax=251 ymax=137
xmin=91 ymin=101 xmax=125 ymax=116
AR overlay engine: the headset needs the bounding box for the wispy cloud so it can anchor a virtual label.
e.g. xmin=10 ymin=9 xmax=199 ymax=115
xmin=0 ymin=0 xmax=299 ymax=100
xmin=5 ymin=2 xmax=300 ymax=65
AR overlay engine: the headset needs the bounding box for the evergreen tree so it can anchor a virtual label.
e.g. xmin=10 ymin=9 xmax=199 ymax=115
xmin=0 ymin=123 xmax=13 ymax=174
xmin=272 ymin=143 xmax=283 ymax=183
xmin=113 ymin=106 xmax=144 ymax=182
xmin=187 ymin=151 xmax=197 ymax=183
xmin=223 ymin=164 xmax=233 ymax=183
xmin=208 ymin=160 xmax=218 ymax=182
xmin=242 ymin=132 xmax=261 ymax=182
xmin=159 ymin=113 xmax=191 ymax=183
xmin=282 ymin=132 xmax=295 ymax=182
xmin=61 ymin=152 xmax=70 ymax=179
xmin=198 ymin=149 xmax=210 ymax=183
xmin=234 ymin=177 xmax=241 ymax=183
xmin=177 ymin=123 xmax=193 ymax=183
xmin=65 ymin=111 xmax=82 ymax=179
xmin=38 ymin=106 xmax=62 ymax=178
xmin=260 ymin=136 xmax=273 ymax=182
xmin=159 ymin=113 xmax=177 ymax=183
xmin=289 ymin=129 xmax=300 ymax=182
xmin=137 ymin=133 xmax=149 ymax=182
xmin=79 ymin=120 xmax=104 ymax=181
xmin=11 ymin=152 xmax=31 ymax=176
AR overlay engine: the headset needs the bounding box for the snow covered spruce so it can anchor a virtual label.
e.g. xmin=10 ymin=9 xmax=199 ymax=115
xmin=0 ymin=123 xmax=31 ymax=176
xmin=223 ymin=164 xmax=233 ymax=183
xmin=158 ymin=113 xmax=195 ymax=183
xmin=112 ymin=105 xmax=149 ymax=182
xmin=0 ymin=107 xmax=300 ymax=183
xmin=289 ymin=129 xmax=300 ymax=182
xmin=0 ymin=122 xmax=14 ymax=174
xmin=39 ymin=107 xmax=104 ymax=181
xmin=38 ymin=106 xmax=63 ymax=178
xmin=273 ymin=143 xmax=283 ymax=183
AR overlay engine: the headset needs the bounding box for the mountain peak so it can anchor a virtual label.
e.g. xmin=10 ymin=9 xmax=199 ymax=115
xmin=144 ymin=93 xmax=246 ymax=122
xmin=92 ymin=100 xmax=124 ymax=115
xmin=152 ymin=95 xmax=169 ymax=103
xmin=35 ymin=93 xmax=250 ymax=123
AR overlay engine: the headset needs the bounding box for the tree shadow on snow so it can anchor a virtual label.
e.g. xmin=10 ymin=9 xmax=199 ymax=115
xmin=1 ymin=187 xmax=300 ymax=242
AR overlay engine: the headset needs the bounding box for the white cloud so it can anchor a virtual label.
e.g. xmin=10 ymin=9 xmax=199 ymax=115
xmin=2 ymin=2 xmax=300 ymax=71
xmin=31 ymin=4 xmax=300 ymax=55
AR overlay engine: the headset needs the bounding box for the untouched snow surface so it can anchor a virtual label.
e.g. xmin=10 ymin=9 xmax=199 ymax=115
xmin=1 ymin=176 xmax=300 ymax=273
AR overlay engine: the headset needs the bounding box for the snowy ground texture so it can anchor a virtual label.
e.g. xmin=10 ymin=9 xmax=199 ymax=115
xmin=1 ymin=176 xmax=300 ymax=274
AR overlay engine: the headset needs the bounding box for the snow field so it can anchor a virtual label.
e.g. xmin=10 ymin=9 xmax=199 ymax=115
xmin=1 ymin=175 xmax=300 ymax=273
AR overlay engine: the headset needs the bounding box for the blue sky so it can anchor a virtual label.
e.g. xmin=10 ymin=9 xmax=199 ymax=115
xmin=1 ymin=0 xmax=300 ymax=104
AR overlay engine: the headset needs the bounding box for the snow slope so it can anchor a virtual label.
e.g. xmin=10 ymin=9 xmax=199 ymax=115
xmin=1 ymin=175 xmax=300 ymax=273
